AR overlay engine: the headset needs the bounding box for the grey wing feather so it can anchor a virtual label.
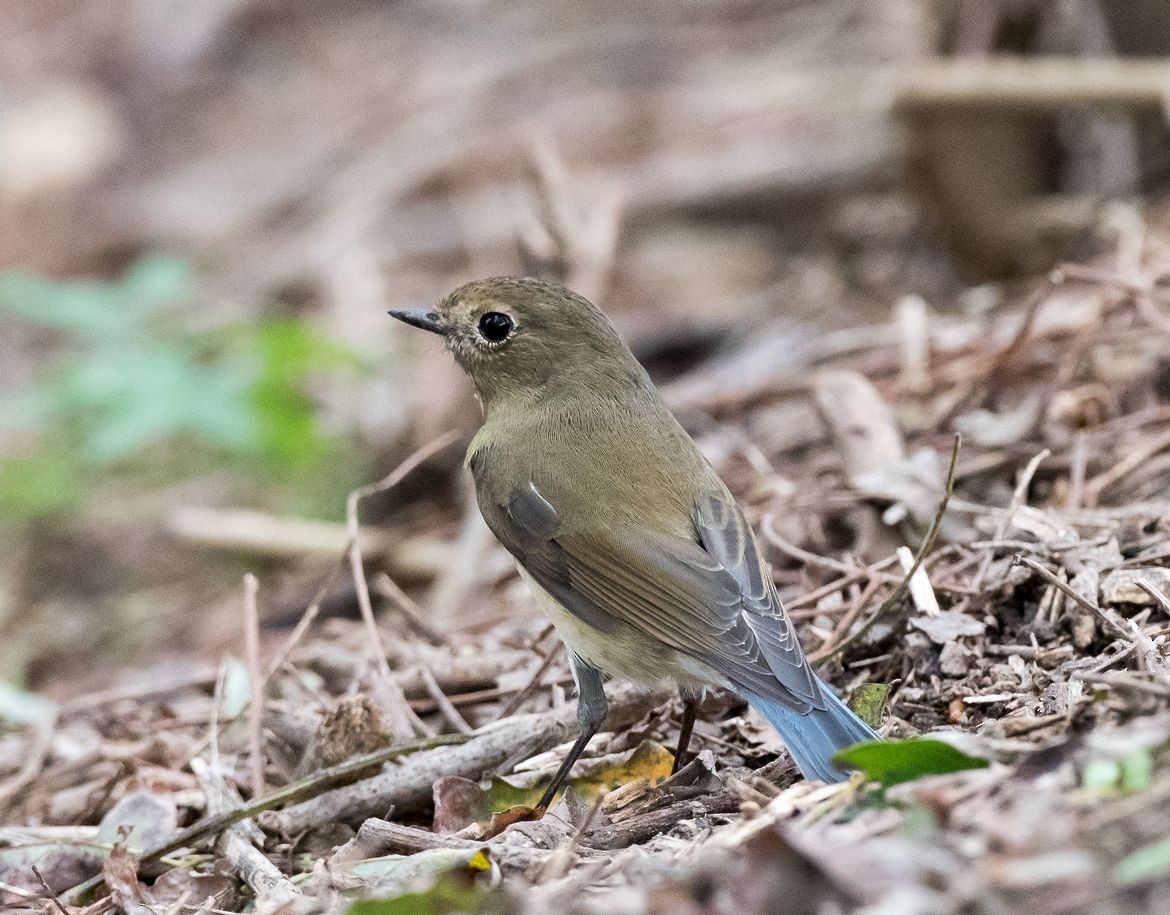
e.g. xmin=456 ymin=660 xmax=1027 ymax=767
xmin=475 ymin=466 xmax=617 ymax=634
xmin=470 ymin=449 xmax=822 ymax=710
xmin=692 ymin=490 xmax=823 ymax=708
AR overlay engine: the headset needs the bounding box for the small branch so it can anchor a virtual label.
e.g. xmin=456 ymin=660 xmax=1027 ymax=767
xmin=31 ymin=865 xmax=70 ymax=915
xmin=419 ymin=665 xmax=474 ymax=736
xmin=970 ymin=447 xmax=1050 ymax=593
xmin=61 ymin=732 xmax=469 ymax=903
xmin=167 ymin=506 xmax=451 ymax=580
xmin=345 ymin=431 xmax=460 ymax=741
xmin=812 ymin=434 xmax=960 ymax=665
xmin=896 ymin=57 xmax=1170 ymax=114
xmin=1135 ymin=577 xmax=1170 ymax=618
xmin=497 ymin=628 xmax=563 ymax=720
xmin=1084 ymin=429 xmax=1170 ymax=507
xmin=539 ymin=790 xmax=606 ymax=882
xmin=371 ymin=572 xmax=447 ymax=646
xmin=1012 ymin=555 xmax=1133 ymax=642
xmin=897 ymin=545 xmax=940 ymax=617
xmin=243 ymin=573 xmax=265 ymax=800
xmin=265 ymin=684 xmax=668 ymax=836
xmin=191 ymin=758 xmax=299 ymax=900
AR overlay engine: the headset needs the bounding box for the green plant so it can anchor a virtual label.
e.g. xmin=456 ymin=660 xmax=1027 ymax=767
xmin=0 ymin=258 xmax=362 ymax=520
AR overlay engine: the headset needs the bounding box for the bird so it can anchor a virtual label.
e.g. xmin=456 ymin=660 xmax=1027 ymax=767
xmin=389 ymin=276 xmax=878 ymax=808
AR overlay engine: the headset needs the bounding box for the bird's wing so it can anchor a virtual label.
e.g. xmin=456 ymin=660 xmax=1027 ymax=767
xmin=475 ymin=470 xmax=823 ymax=712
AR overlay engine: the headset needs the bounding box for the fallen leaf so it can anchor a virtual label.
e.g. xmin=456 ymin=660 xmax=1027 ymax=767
xmin=847 ymin=683 xmax=889 ymax=728
xmin=1101 ymin=568 xmax=1170 ymax=607
xmin=432 ymin=776 xmax=488 ymax=834
xmin=102 ymin=845 xmax=153 ymax=915
xmin=483 ymin=739 xmax=675 ymax=816
xmin=953 ymin=393 xmax=1043 ymax=448
xmin=478 ymin=805 xmax=542 ymax=840
xmin=346 ymin=847 xmax=497 ymax=898
xmin=1009 ymin=505 xmax=1078 ymax=544
xmin=1114 ymin=836 xmax=1170 ymax=886
xmin=909 ymin=611 xmax=986 ymax=645
xmin=96 ymin=790 xmax=178 ymax=854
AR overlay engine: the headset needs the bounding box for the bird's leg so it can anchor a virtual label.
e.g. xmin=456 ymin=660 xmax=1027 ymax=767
xmin=536 ymin=658 xmax=606 ymax=811
xmin=672 ymin=694 xmax=697 ymax=775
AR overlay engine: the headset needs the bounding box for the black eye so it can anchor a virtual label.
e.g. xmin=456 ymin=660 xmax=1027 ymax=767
xmin=478 ymin=311 xmax=513 ymax=342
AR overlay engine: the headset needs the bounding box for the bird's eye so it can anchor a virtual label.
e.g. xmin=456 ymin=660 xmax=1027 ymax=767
xmin=477 ymin=311 xmax=514 ymax=342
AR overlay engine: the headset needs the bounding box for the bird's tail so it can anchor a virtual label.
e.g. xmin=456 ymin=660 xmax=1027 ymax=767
xmin=746 ymin=680 xmax=879 ymax=783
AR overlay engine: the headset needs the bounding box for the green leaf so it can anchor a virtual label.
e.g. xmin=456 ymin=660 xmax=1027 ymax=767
xmin=343 ymin=852 xmax=504 ymax=915
xmin=0 ymin=451 xmax=82 ymax=520
xmin=117 ymin=258 xmax=191 ymax=313
xmin=0 ymin=258 xmax=367 ymax=523
xmin=1121 ymin=749 xmax=1153 ymax=792
xmin=0 ymin=272 xmax=124 ymax=334
xmin=847 ymin=683 xmax=889 ymax=729
xmin=832 ymin=739 xmax=989 ymax=787
xmin=0 ymin=258 xmax=188 ymax=335
xmin=244 ymin=319 xmax=358 ymax=470
xmin=1115 ymin=836 xmax=1170 ymax=886
xmin=1081 ymin=758 xmax=1122 ymax=792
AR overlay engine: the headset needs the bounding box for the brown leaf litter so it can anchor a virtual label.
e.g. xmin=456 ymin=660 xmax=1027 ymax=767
xmin=5 ymin=228 xmax=1170 ymax=913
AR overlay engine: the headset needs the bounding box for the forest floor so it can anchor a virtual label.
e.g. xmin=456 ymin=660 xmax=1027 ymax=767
xmin=5 ymin=223 xmax=1170 ymax=915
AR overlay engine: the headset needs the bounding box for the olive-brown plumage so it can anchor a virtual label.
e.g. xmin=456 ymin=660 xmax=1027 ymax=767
xmin=390 ymin=277 xmax=876 ymax=802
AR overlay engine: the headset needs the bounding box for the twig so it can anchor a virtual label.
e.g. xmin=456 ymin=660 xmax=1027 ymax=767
xmin=815 ymin=576 xmax=882 ymax=658
xmin=539 ymin=790 xmax=606 ymax=883
xmin=1135 ymin=577 xmax=1170 ymax=617
xmin=61 ymin=732 xmax=470 ymax=903
xmin=31 ymin=866 xmax=70 ymax=915
xmin=1076 ymin=671 xmax=1170 ymax=699
xmin=371 ymin=572 xmax=447 ymax=646
xmin=785 ymin=569 xmax=872 ymax=615
xmin=191 ymin=758 xmax=299 ymax=899
xmin=1012 ymin=556 xmax=1133 ymax=642
xmin=523 ymin=128 xmax=622 ymax=303
xmin=763 ymin=527 xmax=969 ymax=595
xmin=262 ymin=557 xmax=345 ymax=680
xmin=419 ymin=665 xmax=474 ymax=735
xmin=895 ymin=57 xmax=1170 ymax=113
xmin=497 ymin=632 xmax=564 ymax=720
xmin=265 ymin=683 xmax=668 ymax=835
xmin=1084 ymin=428 xmax=1170 ymax=506
xmin=811 ymin=434 xmax=960 ymax=665
xmin=0 ymin=880 xmax=39 ymax=900
xmin=897 ymin=545 xmax=940 ymax=617
xmin=970 ymin=448 xmax=1050 ymax=592
xmin=242 ymin=573 xmax=265 ymax=799
xmin=1067 ymin=429 xmax=1089 ymax=511
xmin=345 ymin=431 xmax=460 ymax=741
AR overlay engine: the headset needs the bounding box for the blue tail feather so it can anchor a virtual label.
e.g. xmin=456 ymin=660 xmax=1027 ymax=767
xmin=747 ymin=680 xmax=879 ymax=783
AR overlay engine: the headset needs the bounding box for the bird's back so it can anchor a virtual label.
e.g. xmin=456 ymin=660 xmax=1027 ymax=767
xmin=467 ymin=384 xmax=713 ymax=541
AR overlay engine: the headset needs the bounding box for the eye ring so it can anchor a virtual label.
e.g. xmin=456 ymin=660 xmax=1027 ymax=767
xmin=477 ymin=311 xmax=514 ymax=343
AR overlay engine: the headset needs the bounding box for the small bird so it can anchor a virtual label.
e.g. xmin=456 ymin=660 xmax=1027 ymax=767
xmin=390 ymin=277 xmax=877 ymax=806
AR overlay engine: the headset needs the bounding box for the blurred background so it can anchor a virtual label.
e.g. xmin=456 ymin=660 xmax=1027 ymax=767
xmin=2 ymin=0 xmax=1169 ymax=698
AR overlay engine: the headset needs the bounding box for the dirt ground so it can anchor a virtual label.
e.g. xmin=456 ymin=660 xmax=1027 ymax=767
xmin=3 ymin=2 xmax=1170 ymax=914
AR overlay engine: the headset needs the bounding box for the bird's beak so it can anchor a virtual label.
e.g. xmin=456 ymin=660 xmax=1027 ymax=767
xmin=388 ymin=307 xmax=447 ymax=336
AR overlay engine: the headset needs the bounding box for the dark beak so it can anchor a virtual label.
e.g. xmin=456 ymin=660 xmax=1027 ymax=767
xmin=388 ymin=307 xmax=447 ymax=336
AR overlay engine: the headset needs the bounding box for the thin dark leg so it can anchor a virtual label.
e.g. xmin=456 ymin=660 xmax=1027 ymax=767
xmin=672 ymin=695 xmax=697 ymax=775
xmin=537 ymin=657 xmax=606 ymax=810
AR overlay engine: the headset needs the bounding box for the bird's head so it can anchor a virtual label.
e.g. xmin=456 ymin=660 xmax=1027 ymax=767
xmin=389 ymin=276 xmax=648 ymax=410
